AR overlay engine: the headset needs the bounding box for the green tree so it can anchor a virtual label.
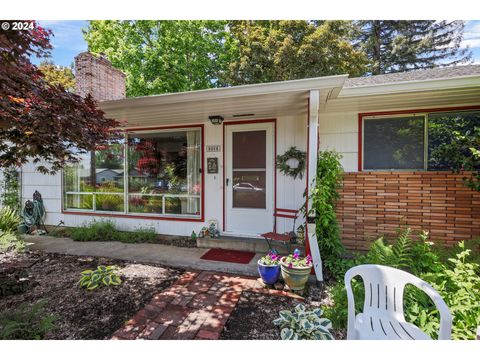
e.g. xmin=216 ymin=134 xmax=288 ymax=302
xmin=429 ymin=111 xmax=480 ymax=192
xmin=222 ymin=20 xmax=367 ymax=85
xmin=354 ymin=21 xmax=472 ymax=74
xmin=38 ymin=60 xmax=75 ymax=92
xmin=83 ymin=20 xmax=236 ymax=97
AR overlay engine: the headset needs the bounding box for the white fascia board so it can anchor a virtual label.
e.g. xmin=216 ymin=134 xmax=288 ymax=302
xmin=338 ymin=75 xmax=480 ymax=98
xmin=100 ymin=75 xmax=348 ymax=111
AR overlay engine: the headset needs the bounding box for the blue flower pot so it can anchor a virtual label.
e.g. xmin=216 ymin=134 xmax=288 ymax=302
xmin=257 ymin=260 xmax=281 ymax=285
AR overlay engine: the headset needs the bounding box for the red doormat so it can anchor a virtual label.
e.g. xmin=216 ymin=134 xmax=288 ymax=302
xmin=200 ymin=248 xmax=256 ymax=264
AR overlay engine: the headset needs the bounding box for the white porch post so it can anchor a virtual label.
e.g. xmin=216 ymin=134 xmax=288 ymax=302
xmin=306 ymin=90 xmax=323 ymax=282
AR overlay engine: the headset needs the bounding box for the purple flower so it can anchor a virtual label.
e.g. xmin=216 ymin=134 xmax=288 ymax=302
xmin=288 ymin=263 xmax=293 ymax=268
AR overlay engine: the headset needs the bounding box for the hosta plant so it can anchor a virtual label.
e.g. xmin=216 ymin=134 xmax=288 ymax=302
xmin=273 ymin=303 xmax=335 ymax=340
xmin=78 ymin=265 xmax=122 ymax=290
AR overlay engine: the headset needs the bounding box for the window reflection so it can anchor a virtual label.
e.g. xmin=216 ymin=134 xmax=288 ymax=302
xmin=63 ymin=128 xmax=202 ymax=217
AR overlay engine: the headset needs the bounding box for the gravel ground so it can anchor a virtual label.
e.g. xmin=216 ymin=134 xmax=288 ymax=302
xmin=0 ymin=251 xmax=182 ymax=339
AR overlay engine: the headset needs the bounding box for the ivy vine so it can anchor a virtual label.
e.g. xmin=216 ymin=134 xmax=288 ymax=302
xmin=276 ymin=146 xmax=306 ymax=180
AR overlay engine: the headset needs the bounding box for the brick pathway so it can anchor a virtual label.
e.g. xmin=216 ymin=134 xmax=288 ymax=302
xmin=112 ymin=270 xmax=303 ymax=340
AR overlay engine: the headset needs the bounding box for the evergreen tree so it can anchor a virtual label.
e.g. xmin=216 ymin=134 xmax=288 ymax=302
xmin=354 ymin=20 xmax=472 ymax=74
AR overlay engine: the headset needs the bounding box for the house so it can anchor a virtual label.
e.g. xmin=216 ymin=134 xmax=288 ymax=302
xmin=11 ymin=52 xmax=480 ymax=250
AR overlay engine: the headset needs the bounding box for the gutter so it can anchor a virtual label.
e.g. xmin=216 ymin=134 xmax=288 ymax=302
xmin=338 ymin=74 xmax=480 ymax=98
xmin=100 ymin=75 xmax=348 ymax=110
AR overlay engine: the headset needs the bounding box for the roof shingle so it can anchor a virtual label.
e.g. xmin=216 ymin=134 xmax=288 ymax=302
xmin=344 ymin=64 xmax=480 ymax=88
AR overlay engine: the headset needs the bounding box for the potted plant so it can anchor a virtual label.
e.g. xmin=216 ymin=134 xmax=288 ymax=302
xmin=280 ymin=249 xmax=312 ymax=291
xmin=257 ymin=251 xmax=281 ymax=285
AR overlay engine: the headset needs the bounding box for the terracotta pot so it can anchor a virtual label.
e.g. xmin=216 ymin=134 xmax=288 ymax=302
xmin=280 ymin=259 xmax=312 ymax=291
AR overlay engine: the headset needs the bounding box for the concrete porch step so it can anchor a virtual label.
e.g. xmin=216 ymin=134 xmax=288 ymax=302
xmin=196 ymin=236 xmax=305 ymax=255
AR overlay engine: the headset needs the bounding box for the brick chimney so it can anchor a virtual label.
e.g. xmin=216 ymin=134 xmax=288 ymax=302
xmin=74 ymin=52 xmax=126 ymax=101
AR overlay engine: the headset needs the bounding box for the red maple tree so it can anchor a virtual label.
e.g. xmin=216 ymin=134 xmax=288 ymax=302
xmin=0 ymin=21 xmax=120 ymax=174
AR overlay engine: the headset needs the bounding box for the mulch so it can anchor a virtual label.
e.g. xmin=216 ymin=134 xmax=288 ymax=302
xmin=220 ymin=284 xmax=346 ymax=340
xmin=0 ymin=251 xmax=183 ymax=339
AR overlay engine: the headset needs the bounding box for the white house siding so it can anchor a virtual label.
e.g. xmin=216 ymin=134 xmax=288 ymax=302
xmin=17 ymin=114 xmax=308 ymax=237
xmin=318 ymin=111 xmax=358 ymax=172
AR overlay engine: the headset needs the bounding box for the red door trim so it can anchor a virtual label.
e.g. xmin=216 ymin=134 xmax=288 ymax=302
xmin=357 ymin=105 xmax=480 ymax=171
xmin=222 ymin=118 xmax=277 ymax=232
xmin=62 ymin=123 xmax=205 ymax=222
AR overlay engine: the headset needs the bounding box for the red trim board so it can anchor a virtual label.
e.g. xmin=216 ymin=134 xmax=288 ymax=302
xmin=222 ymin=118 xmax=277 ymax=232
xmin=62 ymin=123 xmax=205 ymax=223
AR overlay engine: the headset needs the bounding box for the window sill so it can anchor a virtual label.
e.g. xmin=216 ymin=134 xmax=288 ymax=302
xmin=61 ymin=210 xmax=203 ymax=222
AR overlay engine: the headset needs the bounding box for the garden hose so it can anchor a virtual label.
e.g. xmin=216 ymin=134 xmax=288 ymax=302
xmin=21 ymin=191 xmax=46 ymax=231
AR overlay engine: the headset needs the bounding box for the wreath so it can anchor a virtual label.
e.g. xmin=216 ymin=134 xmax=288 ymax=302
xmin=276 ymin=146 xmax=306 ymax=179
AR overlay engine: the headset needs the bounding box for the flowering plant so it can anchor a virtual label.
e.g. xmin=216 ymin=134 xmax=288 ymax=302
xmin=281 ymin=249 xmax=312 ymax=268
xmin=259 ymin=251 xmax=281 ymax=266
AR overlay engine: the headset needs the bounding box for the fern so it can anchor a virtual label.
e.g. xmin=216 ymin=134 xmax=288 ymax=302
xmin=367 ymin=228 xmax=413 ymax=270
xmin=0 ymin=300 xmax=56 ymax=339
xmin=391 ymin=228 xmax=413 ymax=269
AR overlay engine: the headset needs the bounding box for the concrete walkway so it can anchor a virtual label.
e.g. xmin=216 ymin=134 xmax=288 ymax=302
xmin=26 ymin=235 xmax=262 ymax=276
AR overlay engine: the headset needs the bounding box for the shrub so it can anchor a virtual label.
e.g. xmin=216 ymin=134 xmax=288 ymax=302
xmin=78 ymin=265 xmax=122 ymax=290
xmin=0 ymin=168 xmax=21 ymax=211
xmin=70 ymin=220 xmax=119 ymax=242
xmin=0 ymin=231 xmax=25 ymax=253
xmin=273 ymin=303 xmax=334 ymax=340
xmin=0 ymin=300 xmax=56 ymax=339
xmin=0 ymin=206 xmax=22 ymax=233
xmin=119 ymin=227 xmax=157 ymax=243
xmin=308 ymin=150 xmax=344 ymax=273
xmin=324 ymin=229 xmax=480 ymax=340
xmin=70 ymin=221 xmax=157 ymax=244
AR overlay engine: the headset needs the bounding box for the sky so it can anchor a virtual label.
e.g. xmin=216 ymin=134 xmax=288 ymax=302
xmin=33 ymin=20 xmax=480 ymax=68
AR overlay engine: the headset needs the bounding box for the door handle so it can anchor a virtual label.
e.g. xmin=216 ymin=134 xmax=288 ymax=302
xmin=226 ymin=178 xmax=229 ymax=186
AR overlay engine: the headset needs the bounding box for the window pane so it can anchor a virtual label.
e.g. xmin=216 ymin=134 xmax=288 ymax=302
xmin=233 ymin=130 xmax=266 ymax=169
xmin=233 ymin=171 xmax=266 ymax=208
xmin=127 ymin=129 xmax=201 ymax=216
xmin=64 ymin=193 xmax=93 ymax=211
xmin=63 ymin=141 xmax=124 ymax=212
xmin=428 ymin=111 xmax=480 ymax=170
xmin=364 ymin=116 xmax=425 ymax=170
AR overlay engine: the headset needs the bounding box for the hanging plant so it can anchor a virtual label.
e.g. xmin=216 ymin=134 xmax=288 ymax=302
xmin=276 ymin=146 xmax=306 ymax=180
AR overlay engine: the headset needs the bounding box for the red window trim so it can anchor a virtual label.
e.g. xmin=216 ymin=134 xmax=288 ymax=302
xmin=358 ymin=105 xmax=480 ymax=172
xmin=222 ymin=118 xmax=277 ymax=232
xmin=62 ymin=123 xmax=205 ymax=223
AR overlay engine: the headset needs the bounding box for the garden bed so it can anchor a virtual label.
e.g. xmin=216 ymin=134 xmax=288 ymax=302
xmin=48 ymin=226 xmax=197 ymax=248
xmin=220 ymin=285 xmax=345 ymax=340
xmin=0 ymin=250 xmax=183 ymax=339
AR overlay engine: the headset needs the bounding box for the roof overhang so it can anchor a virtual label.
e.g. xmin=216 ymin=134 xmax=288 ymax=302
xmin=100 ymin=75 xmax=347 ymax=127
xmin=339 ymin=74 xmax=480 ymax=98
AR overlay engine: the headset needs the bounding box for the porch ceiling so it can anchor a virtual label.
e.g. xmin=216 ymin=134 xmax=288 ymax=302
xmin=100 ymin=75 xmax=347 ymax=127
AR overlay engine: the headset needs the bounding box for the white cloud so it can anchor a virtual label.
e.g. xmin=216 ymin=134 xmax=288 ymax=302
xmin=461 ymin=38 xmax=480 ymax=48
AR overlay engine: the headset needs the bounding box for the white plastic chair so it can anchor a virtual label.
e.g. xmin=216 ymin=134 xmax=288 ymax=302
xmin=344 ymin=264 xmax=452 ymax=340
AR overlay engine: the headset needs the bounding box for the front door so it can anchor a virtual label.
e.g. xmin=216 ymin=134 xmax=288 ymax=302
xmin=224 ymin=122 xmax=274 ymax=236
